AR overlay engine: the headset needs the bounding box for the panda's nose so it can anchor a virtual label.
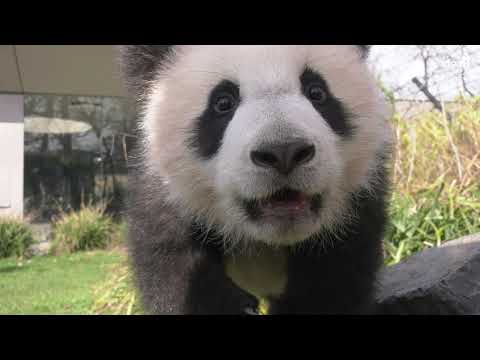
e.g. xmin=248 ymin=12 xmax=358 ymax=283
xmin=250 ymin=141 xmax=316 ymax=175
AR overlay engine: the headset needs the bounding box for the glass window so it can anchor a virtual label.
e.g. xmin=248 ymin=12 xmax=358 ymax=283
xmin=24 ymin=94 xmax=137 ymax=222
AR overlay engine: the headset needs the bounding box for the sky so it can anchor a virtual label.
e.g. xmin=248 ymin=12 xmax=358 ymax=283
xmin=369 ymin=45 xmax=480 ymax=100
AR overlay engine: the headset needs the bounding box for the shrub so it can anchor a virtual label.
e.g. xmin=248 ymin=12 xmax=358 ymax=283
xmin=50 ymin=205 xmax=116 ymax=255
xmin=0 ymin=217 xmax=34 ymax=259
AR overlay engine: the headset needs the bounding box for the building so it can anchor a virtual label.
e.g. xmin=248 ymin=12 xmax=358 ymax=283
xmin=0 ymin=45 xmax=131 ymax=220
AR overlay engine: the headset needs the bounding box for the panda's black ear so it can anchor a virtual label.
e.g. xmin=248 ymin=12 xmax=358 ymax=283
xmin=117 ymin=45 xmax=172 ymax=98
xmin=356 ymin=45 xmax=371 ymax=60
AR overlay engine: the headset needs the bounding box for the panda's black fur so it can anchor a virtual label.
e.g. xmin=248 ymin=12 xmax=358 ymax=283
xmin=119 ymin=45 xmax=391 ymax=315
xmin=126 ymin=167 xmax=260 ymax=313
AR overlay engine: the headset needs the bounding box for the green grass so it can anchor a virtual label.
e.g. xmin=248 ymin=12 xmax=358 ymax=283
xmin=0 ymin=250 xmax=123 ymax=314
xmin=90 ymin=259 xmax=143 ymax=315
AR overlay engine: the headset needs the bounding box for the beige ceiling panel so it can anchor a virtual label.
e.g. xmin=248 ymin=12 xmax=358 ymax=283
xmin=16 ymin=45 xmax=127 ymax=97
xmin=0 ymin=45 xmax=23 ymax=93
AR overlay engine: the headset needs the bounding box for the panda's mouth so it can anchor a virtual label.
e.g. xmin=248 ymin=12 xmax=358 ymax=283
xmin=241 ymin=188 xmax=323 ymax=220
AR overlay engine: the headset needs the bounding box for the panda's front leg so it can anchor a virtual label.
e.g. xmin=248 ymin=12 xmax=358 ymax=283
xmin=268 ymin=244 xmax=380 ymax=315
xmin=130 ymin=235 xmax=259 ymax=315
xmin=182 ymin=242 xmax=261 ymax=315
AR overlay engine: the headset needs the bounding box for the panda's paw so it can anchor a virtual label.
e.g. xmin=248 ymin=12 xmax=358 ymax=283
xmin=244 ymin=307 xmax=260 ymax=315
xmin=238 ymin=291 xmax=260 ymax=315
xmin=219 ymin=276 xmax=257 ymax=314
xmin=230 ymin=293 xmax=259 ymax=315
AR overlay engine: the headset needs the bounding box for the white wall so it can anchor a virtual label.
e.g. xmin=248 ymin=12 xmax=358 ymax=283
xmin=0 ymin=95 xmax=24 ymax=218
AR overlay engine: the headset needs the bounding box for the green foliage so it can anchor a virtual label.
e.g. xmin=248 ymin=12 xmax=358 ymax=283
xmin=384 ymin=98 xmax=480 ymax=265
xmin=0 ymin=218 xmax=34 ymax=259
xmin=385 ymin=183 xmax=480 ymax=265
xmin=50 ymin=205 xmax=118 ymax=255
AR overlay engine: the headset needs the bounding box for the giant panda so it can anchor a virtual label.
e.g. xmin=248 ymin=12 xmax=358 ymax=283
xmin=118 ymin=45 xmax=393 ymax=315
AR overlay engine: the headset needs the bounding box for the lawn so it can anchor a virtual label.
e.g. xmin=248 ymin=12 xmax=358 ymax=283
xmin=0 ymin=250 xmax=123 ymax=315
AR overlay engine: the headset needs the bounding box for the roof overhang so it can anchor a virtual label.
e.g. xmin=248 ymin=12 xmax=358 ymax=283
xmin=0 ymin=45 xmax=127 ymax=98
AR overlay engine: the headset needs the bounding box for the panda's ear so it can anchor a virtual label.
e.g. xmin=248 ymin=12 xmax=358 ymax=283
xmin=356 ymin=45 xmax=371 ymax=60
xmin=117 ymin=45 xmax=172 ymax=98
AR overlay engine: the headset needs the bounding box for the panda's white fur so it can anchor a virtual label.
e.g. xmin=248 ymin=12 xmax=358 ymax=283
xmin=139 ymin=45 xmax=392 ymax=248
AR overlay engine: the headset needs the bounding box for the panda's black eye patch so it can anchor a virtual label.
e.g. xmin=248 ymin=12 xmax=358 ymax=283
xmin=189 ymin=80 xmax=240 ymax=159
xmin=300 ymin=67 xmax=354 ymax=138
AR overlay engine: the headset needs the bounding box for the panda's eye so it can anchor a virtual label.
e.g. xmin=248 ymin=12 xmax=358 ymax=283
xmin=307 ymin=84 xmax=328 ymax=104
xmin=213 ymin=94 xmax=237 ymax=114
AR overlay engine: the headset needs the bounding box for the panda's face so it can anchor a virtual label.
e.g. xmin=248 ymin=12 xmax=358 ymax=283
xmin=142 ymin=45 xmax=392 ymax=247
